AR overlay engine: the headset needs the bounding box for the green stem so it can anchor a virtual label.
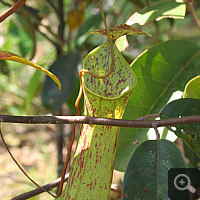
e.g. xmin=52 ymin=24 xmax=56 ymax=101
xmin=98 ymin=1 xmax=114 ymax=75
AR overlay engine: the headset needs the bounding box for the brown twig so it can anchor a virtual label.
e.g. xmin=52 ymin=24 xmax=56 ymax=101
xmin=111 ymin=188 xmax=128 ymax=198
xmin=0 ymin=114 xmax=200 ymax=128
xmin=0 ymin=0 xmax=26 ymax=23
xmin=1 ymin=114 xmax=200 ymax=199
xmin=152 ymin=122 xmax=160 ymax=140
xmin=184 ymin=0 xmax=200 ymax=28
xmin=34 ymin=24 xmax=57 ymax=47
xmin=12 ymin=173 xmax=124 ymax=200
xmin=15 ymin=3 xmax=64 ymax=47
xmin=56 ymin=0 xmax=65 ymax=55
xmin=11 ymin=173 xmax=69 ymax=200
xmin=136 ymin=113 xmax=159 ymax=120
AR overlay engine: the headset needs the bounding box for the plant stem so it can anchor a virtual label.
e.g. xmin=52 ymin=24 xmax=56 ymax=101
xmin=184 ymin=0 xmax=200 ymax=28
xmin=11 ymin=173 xmax=69 ymax=200
xmin=56 ymin=0 xmax=65 ymax=55
xmin=0 ymin=114 xmax=200 ymax=128
xmin=0 ymin=0 xmax=26 ymax=23
xmin=136 ymin=114 xmax=160 ymax=120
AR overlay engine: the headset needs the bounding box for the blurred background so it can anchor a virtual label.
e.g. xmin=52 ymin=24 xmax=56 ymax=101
xmin=0 ymin=0 xmax=200 ymax=199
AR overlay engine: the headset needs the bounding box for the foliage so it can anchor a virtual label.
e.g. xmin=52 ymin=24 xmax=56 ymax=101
xmin=56 ymin=41 xmax=136 ymax=199
xmin=160 ymin=98 xmax=200 ymax=156
xmin=122 ymin=140 xmax=188 ymax=200
xmin=115 ymin=39 xmax=200 ymax=171
xmin=0 ymin=0 xmax=200 ymax=199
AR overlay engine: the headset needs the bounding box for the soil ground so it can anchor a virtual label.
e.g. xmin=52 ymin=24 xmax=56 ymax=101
xmin=0 ymin=123 xmax=122 ymax=200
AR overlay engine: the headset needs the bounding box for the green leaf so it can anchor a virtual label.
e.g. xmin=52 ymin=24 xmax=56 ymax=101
xmin=89 ymin=24 xmax=151 ymax=40
xmin=41 ymin=54 xmax=80 ymax=111
xmin=160 ymin=98 xmax=200 ymax=157
xmin=67 ymin=78 xmax=84 ymax=115
xmin=115 ymin=39 xmax=200 ymax=172
xmin=183 ymin=75 xmax=200 ymax=99
xmin=0 ymin=51 xmax=61 ymax=92
xmin=126 ymin=0 xmax=186 ymax=26
xmin=122 ymin=140 xmax=189 ymax=200
xmin=25 ymin=70 xmax=42 ymax=112
xmin=8 ymin=16 xmax=33 ymax=58
xmin=76 ymin=12 xmax=103 ymax=48
xmin=116 ymin=0 xmax=186 ymax=51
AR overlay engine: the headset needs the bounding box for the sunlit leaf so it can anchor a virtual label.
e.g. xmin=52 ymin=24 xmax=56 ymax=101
xmin=183 ymin=75 xmax=200 ymax=99
xmin=160 ymin=98 xmax=200 ymax=156
xmin=115 ymin=39 xmax=200 ymax=172
xmin=116 ymin=0 xmax=186 ymax=51
xmin=0 ymin=51 xmax=61 ymax=92
xmin=126 ymin=0 xmax=186 ymax=26
xmin=89 ymin=24 xmax=151 ymax=40
xmin=115 ymin=35 xmax=129 ymax=52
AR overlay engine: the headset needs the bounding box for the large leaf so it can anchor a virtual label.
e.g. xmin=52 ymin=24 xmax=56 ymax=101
xmin=116 ymin=0 xmax=186 ymax=51
xmin=122 ymin=140 xmax=189 ymax=200
xmin=76 ymin=12 xmax=103 ymax=48
xmin=0 ymin=51 xmax=61 ymax=92
xmin=41 ymin=54 xmax=80 ymax=112
xmin=115 ymin=39 xmax=200 ymax=171
xmin=160 ymin=98 xmax=200 ymax=156
xmin=126 ymin=0 xmax=186 ymax=26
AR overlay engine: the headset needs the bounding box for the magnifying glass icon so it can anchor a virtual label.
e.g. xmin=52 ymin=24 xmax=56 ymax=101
xmin=174 ymin=174 xmax=196 ymax=193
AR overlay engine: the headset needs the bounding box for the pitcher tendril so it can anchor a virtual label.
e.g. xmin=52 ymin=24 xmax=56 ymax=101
xmin=75 ymin=0 xmax=114 ymax=116
xmin=57 ymin=1 xmax=115 ymax=197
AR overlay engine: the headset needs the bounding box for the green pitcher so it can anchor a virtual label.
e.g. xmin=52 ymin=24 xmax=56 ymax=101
xmin=57 ymin=42 xmax=136 ymax=200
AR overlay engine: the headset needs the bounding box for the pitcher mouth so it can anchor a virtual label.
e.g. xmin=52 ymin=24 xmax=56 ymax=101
xmin=82 ymin=42 xmax=137 ymax=100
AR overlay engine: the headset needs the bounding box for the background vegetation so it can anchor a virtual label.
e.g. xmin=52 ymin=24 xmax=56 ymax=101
xmin=0 ymin=0 xmax=200 ymax=199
